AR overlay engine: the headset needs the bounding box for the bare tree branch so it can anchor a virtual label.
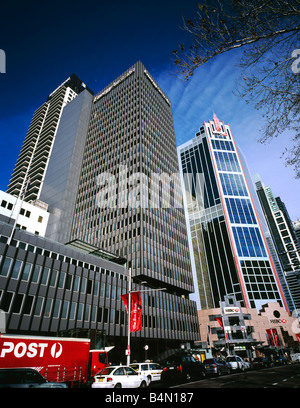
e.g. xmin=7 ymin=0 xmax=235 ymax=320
xmin=173 ymin=0 xmax=300 ymax=177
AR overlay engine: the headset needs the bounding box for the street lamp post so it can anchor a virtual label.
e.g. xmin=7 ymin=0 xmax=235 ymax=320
xmin=125 ymin=267 xmax=166 ymax=365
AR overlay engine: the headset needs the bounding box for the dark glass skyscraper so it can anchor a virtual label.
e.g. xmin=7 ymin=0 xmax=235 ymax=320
xmin=254 ymin=176 xmax=300 ymax=310
xmin=69 ymin=62 xmax=193 ymax=297
xmin=36 ymin=61 xmax=199 ymax=351
xmin=178 ymin=115 xmax=289 ymax=312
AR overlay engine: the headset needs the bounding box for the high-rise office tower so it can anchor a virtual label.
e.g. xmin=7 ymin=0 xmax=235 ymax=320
xmin=7 ymin=75 xmax=92 ymax=202
xmin=37 ymin=62 xmax=199 ymax=349
xmin=178 ymin=114 xmax=289 ymax=312
xmin=254 ymin=177 xmax=300 ymax=310
xmin=293 ymin=219 xmax=300 ymax=243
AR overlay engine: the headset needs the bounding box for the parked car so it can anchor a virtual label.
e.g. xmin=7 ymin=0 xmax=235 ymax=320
xmin=129 ymin=362 xmax=162 ymax=384
xmin=91 ymin=365 xmax=148 ymax=389
xmin=290 ymin=353 xmax=300 ymax=363
xmin=0 ymin=368 xmax=67 ymax=388
xmin=226 ymin=355 xmax=248 ymax=372
xmin=203 ymin=358 xmax=231 ymax=376
xmin=252 ymin=357 xmax=273 ymax=369
xmin=243 ymin=359 xmax=252 ymax=370
xmin=160 ymin=354 xmax=206 ymax=383
xmin=273 ymin=356 xmax=288 ymax=366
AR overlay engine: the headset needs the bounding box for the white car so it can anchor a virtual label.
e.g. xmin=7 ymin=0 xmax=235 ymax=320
xmin=91 ymin=365 xmax=148 ymax=389
xmin=225 ymin=355 xmax=248 ymax=372
xmin=130 ymin=362 xmax=162 ymax=384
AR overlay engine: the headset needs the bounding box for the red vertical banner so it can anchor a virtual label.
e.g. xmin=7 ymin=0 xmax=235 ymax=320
xmin=121 ymin=293 xmax=129 ymax=312
xmin=215 ymin=317 xmax=224 ymax=330
xmin=272 ymin=328 xmax=280 ymax=346
xmin=121 ymin=292 xmax=143 ymax=332
xmin=266 ymin=329 xmax=274 ymax=345
xmin=130 ymin=292 xmax=142 ymax=332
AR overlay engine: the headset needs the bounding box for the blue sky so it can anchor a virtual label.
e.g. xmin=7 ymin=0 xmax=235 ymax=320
xmin=0 ymin=0 xmax=299 ymax=220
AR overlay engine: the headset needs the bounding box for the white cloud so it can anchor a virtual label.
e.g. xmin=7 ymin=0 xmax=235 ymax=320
xmin=156 ymin=57 xmax=300 ymax=220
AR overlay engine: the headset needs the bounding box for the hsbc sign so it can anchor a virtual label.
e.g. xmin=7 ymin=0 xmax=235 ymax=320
xmin=0 ymin=341 xmax=63 ymax=359
xmin=224 ymin=307 xmax=240 ymax=314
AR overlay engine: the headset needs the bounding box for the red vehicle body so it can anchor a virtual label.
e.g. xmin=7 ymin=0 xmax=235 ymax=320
xmin=0 ymin=334 xmax=110 ymax=386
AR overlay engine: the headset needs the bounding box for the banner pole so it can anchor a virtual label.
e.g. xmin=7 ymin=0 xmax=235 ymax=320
xmin=126 ymin=268 xmax=132 ymax=366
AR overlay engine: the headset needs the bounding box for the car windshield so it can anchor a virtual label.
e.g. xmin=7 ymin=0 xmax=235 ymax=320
xmin=226 ymin=357 xmax=236 ymax=362
xmin=96 ymin=367 xmax=116 ymax=376
xmin=150 ymin=363 xmax=160 ymax=369
xmin=130 ymin=365 xmax=139 ymax=370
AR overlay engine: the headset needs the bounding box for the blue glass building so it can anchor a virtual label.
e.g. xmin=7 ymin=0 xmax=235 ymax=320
xmin=178 ymin=115 xmax=288 ymax=311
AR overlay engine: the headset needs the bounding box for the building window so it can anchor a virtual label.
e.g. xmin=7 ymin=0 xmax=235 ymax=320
xmin=32 ymin=265 xmax=42 ymax=283
xmin=61 ymin=301 xmax=69 ymax=319
xmin=44 ymin=299 xmax=52 ymax=317
xmin=77 ymin=303 xmax=84 ymax=320
xmin=58 ymin=272 xmax=66 ymax=289
xmin=11 ymin=260 xmax=22 ymax=279
xmin=12 ymin=294 xmax=24 ymax=314
xmin=65 ymin=275 xmax=72 ymax=290
xmin=41 ymin=267 xmax=50 ymax=285
xmin=0 ymin=291 xmax=13 ymax=312
xmin=70 ymin=302 xmax=77 ymax=319
xmin=50 ymin=270 xmax=58 ymax=286
xmin=84 ymin=304 xmax=91 ymax=321
xmin=23 ymin=295 xmax=34 ymax=315
xmin=0 ymin=257 xmax=13 ymax=277
xmin=53 ymin=300 xmax=61 ymax=318
xmin=22 ymin=262 xmax=32 ymax=281
xmin=34 ymin=297 xmax=43 ymax=316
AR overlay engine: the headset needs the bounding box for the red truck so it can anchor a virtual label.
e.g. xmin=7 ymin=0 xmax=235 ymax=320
xmin=0 ymin=333 xmax=111 ymax=386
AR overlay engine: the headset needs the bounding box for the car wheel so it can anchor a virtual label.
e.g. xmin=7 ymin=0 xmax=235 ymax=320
xmin=140 ymin=381 xmax=147 ymax=388
xmin=217 ymin=369 xmax=221 ymax=376
xmin=114 ymin=383 xmax=122 ymax=388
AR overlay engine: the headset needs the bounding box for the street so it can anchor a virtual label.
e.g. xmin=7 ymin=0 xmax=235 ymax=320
xmin=160 ymin=364 xmax=300 ymax=389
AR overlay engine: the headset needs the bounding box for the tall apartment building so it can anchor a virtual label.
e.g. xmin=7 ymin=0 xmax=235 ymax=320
xmin=293 ymin=219 xmax=300 ymax=243
xmin=2 ymin=62 xmax=199 ymax=356
xmin=178 ymin=114 xmax=289 ymax=312
xmin=7 ymin=74 xmax=92 ymax=203
xmin=254 ymin=177 xmax=300 ymax=310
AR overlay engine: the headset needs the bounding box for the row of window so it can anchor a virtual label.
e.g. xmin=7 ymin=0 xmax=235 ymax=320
xmin=211 ymin=139 xmax=235 ymax=152
xmin=214 ymin=151 xmax=241 ymax=173
xmin=225 ymin=197 xmax=257 ymax=225
xmin=0 ymin=288 xmax=196 ymax=333
xmin=219 ymin=173 xmax=248 ymax=197
xmin=232 ymin=227 xmax=267 ymax=258
xmin=0 ymin=235 xmax=123 ymax=279
xmin=0 ymin=256 xmax=122 ymax=299
xmin=0 ymin=257 xmax=193 ymax=316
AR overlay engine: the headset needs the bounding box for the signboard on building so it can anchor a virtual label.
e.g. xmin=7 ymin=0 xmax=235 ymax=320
xmin=224 ymin=307 xmax=240 ymax=314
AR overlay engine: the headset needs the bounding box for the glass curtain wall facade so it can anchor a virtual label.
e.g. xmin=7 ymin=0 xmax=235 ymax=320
xmin=255 ymin=177 xmax=300 ymax=310
xmin=65 ymin=61 xmax=199 ymax=343
xmin=178 ymin=115 xmax=289 ymax=311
